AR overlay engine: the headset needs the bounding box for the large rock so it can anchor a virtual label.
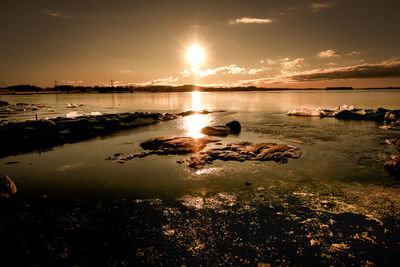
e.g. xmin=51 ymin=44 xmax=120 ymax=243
xmin=200 ymin=121 xmax=242 ymax=136
xmin=200 ymin=126 xmax=231 ymax=136
xmin=225 ymin=121 xmax=241 ymax=134
xmin=140 ymin=136 xmax=218 ymax=154
xmin=109 ymin=138 xmax=301 ymax=168
xmin=0 ymin=172 xmax=17 ymax=198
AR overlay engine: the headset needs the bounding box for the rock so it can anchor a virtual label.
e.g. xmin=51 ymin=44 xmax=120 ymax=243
xmin=384 ymin=156 xmax=400 ymax=176
xmin=0 ymin=112 xmax=182 ymax=158
xmin=200 ymin=121 xmax=242 ymax=136
xmin=0 ymin=171 xmax=17 ymax=198
xmin=66 ymin=103 xmax=79 ymax=108
xmin=396 ymin=138 xmax=400 ymax=152
xmin=225 ymin=121 xmax=241 ymax=134
xmin=385 ymin=110 xmax=400 ymax=123
xmin=186 ymin=142 xmax=301 ymax=169
xmin=110 ymin=138 xmax=301 ymax=169
xmin=335 ymin=109 xmax=367 ymax=120
xmin=200 ymin=126 xmax=231 ymax=136
xmin=140 ymin=136 xmax=218 ymax=154
xmin=176 ymin=110 xmax=211 ymax=117
xmin=0 ymin=100 xmax=9 ymax=107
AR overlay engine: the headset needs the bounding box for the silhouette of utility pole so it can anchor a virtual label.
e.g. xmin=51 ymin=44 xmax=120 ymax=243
xmin=110 ymin=79 xmax=114 ymax=87
xmin=54 ymin=79 xmax=58 ymax=88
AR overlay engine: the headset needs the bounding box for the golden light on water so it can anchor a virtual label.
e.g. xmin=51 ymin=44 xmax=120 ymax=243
xmin=183 ymin=91 xmax=211 ymax=138
xmin=186 ymin=44 xmax=205 ymax=69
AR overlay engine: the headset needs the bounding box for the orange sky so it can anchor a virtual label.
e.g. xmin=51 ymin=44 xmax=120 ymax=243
xmin=1 ymin=0 xmax=400 ymax=88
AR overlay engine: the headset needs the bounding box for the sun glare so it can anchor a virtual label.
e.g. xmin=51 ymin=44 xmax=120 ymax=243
xmin=186 ymin=44 xmax=205 ymax=69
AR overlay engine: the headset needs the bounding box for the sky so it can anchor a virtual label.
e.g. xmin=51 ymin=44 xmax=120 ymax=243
xmin=1 ymin=0 xmax=400 ymax=88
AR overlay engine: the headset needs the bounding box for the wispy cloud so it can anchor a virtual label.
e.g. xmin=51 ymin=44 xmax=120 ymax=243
xmin=229 ymin=17 xmax=273 ymax=24
xmin=183 ymin=64 xmax=266 ymax=78
xmin=319 ymin=49 xmax=364 ymax=58
xmin=46 ymin=9 xmax=69 ymax=19
xmin=318 ymin=49 xmax=341 ymax=58
xmin=139 ymin=76 xmax=179 ymax=86
xmin=346 ymin=51 xmax=363 ymax=56
xmin=310 ymin=2 xmax=336 ymax=12
xmin=118 ymin=69 xmax=131 ymax=74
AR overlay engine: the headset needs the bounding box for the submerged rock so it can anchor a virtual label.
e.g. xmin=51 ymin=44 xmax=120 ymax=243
xmin=109 ymin=138 xmax=301 ymax=168
xmin=176 ymin=110 xmax=212 ymax=117
xmin=0 ymin=171 xmax=17 ymax=198
xmin=140 ymin=136 xmax=218 ymax=154
xmin=187 ymin=142 xmax=300 ymax=169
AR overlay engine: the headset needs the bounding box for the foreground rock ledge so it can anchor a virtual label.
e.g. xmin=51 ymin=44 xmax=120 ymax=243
xmin=108 ymin=137 xmax=301 ymax=169
xmin=0 ymin=110 xmax=213 ymax=158
xmin=0 ymin=171 xmax=17 ymax=198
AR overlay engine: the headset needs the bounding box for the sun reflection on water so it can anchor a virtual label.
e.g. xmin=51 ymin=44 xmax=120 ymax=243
xmin=183 ymin=91 xmax=212 ymax=138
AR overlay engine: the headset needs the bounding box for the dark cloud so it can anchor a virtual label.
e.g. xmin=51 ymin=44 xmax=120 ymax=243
xmin=290 ymin=58 xmax=400 ymax=81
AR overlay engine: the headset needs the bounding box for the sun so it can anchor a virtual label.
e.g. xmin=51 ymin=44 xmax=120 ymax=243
xmin=186 ymin=44 xmax=205 ymax=69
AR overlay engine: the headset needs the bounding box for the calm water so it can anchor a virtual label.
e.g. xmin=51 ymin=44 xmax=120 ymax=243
xmin=1 ymin=90 xmax=400 ymax=219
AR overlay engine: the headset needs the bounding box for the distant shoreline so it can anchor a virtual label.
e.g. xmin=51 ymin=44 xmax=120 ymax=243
xmin=1 ymin=85 xmax=400 ymax=95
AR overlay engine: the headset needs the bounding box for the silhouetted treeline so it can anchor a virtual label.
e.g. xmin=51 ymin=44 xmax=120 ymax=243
xmin=0 ymin=84 xmax=399 ymax=94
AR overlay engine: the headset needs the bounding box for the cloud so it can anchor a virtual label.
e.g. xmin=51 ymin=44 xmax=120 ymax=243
xmin=346 ymin=51 xmax=363 ymax=56
xmin=318 ymin=49 xmax=341 ymax=58
xmin=229 ymin=17 xmax=273 ymax=24
xmin=288 ymin=58 xmax=400 ymax=81
xmin=46 ymin=9 xmax=69 ymax=19
xmin=237 ymin=57 xmax=400 ymax=86
xmin=248 ymin=68 xmax=264 ymax=75
xmin=280 ymin=58 xmax=305 ymax=69
xmin=310 ymin=2 xmax=336 ymax=12
xmin=260 ymin=59 xmax=277 ymax=65
xmin=140 ymin=76 xmax=179 ymax=86
xmin=183 ymin=64 xmax=267 ymax=78
xmin=118 ymin=69 xmax=131 ymax=74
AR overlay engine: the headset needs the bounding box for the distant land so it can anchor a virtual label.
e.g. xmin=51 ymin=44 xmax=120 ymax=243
xmin=0 ymin=84 xmax=400 ymax=94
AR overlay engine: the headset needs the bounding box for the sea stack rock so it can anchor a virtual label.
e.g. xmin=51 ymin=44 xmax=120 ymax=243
xmin=0 ymin=171 xmax=17 ymax=198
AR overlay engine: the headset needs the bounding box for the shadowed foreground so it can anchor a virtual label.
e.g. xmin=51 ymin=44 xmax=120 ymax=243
xmin=1 ymin=195 xmax=399 ymax=266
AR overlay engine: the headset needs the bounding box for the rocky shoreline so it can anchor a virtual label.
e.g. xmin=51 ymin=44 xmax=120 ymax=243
xmin=288 ymin=106 xmax=400 ymax=130
xmin=0 ymin=110 xmax=215 ymax=158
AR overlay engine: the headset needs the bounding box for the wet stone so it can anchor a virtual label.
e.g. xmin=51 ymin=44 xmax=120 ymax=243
xmin=0 ymin=171 xmax=17 ymax=198
xmin=109 ymin=138 xmax=301 ymax=170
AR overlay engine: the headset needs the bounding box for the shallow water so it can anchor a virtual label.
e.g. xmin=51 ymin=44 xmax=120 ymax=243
xmin=1 ymin=90 xmax=400 ymax=219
